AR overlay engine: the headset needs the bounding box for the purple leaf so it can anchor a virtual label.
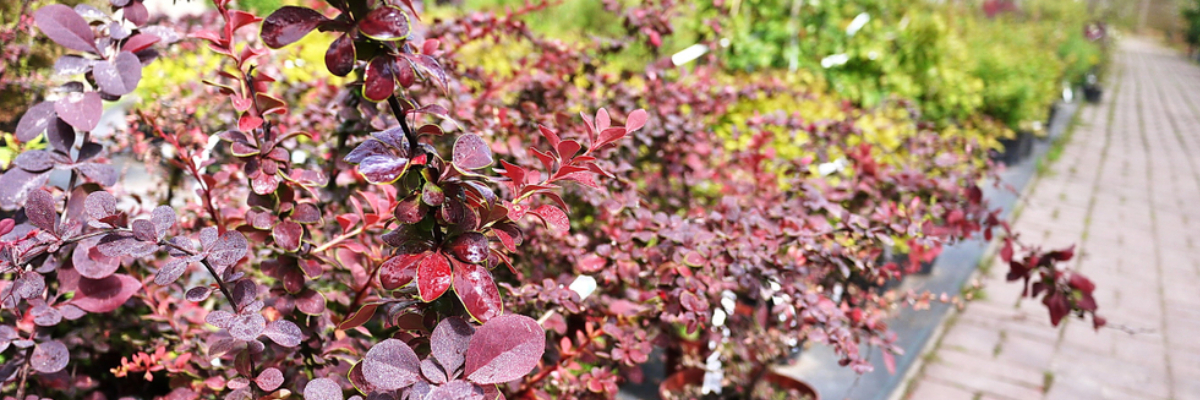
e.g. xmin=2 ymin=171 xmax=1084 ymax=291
xmin=84 ymin=191 xmax=116 ymax=222
xmin=401 ymin=54 xmax=448 ymax=92
xmin=200 ymin=227 xmax=218 ymax=249
xmin=422 ymin=360 xmax=448 ymax=385
xmin=206 ymin=310 xmax=234 ymax=329
xmin=54 ymin=91 xmax=102 ymax=131
xmin=452 ymin=134 xmax=493 ymax=170
xmin=122 ymin=1 xmax=149 ymax=26
xmin=15 ymin=102 xmax=56 ymax=142
xmin=272 ymin=220 xmax=303 ymax=251
xmin=78 ymin=141 xmax=103 ymax=162
xmin=0 ymin=169 xmax=51 ymax=210
xmin=229 ymin=313 xmax=267 ymax=341
xmin=260 ymin=6 xmax=329 ymax=49
xmin=232 ymin=279 xmax=257 ymax=308
xmin=362 ymin=338 xmax=421 ymax=391
xmin=303 ymin=378 xmax=343 ymax=400
xmin=96 ymin=232 xmax=148 ymax=257
xmin=452 ymin=260 xmax=503 ymax=323
xmin=59 ymin=304 xmax=86 ymax=320
xmin=25 ymin=189 xmax=57 ymax=234
xmin=75 ymin=162 xmax=118 ymax=186
xmin=325 ymin=33 xmax=355 ymax=77
xmin=33 ymin=5 xmax=98 ymax=53
xmin=256 ymin=367 xmax=284 ymax=391
xmin=431 ymin=317 xmax=475 ymax=376
xmin=30 ymin=340 xmax=69 ymax=373
xmin=393 ymin=194 xmax=426 ymax=224
xmin=45 ymin=116 xmax=76 ymax=153
xmin=292 ymin=203 xmax=321 ymax=224
xmin=132 ymin=219 xmax=156 ymax=242
xmin=424 ymin=380 xmax=484 ymax=400
xmin=362 ymin=57 xmax=395 ymax=103
xmin=185 ymin=286 xmax=212 ymax=302
xmin=464 ymin=314 xmax=545 ymax=384
xmin=357 ymin=155 xmax=410 ymax=184
xmin=71 ymin=274 xmax=141 ymax=313
xmin=53 ymin=55 xmax=93 ymax=76
xmin=416 ymin=252 xmax=452 ymax=302
xmin=73 ymin=237 xmax=121 ymax=279
xmin=263 ymin=319 xmax=303 ymax=347
xmin=208 ymin=231 xmax=248 ymax=268
xmin=358 ymin=5 xmax=410 ymax=41
xmin=12 ymin=273 xmax=45 ymax=299
xmin=295 ymin=289 xmax=326 ymax=315
xmin=154 ymin=258 xmax=188 ymax=285
xmin=152 ymin=206 xmax=176 ymax=238
xmin=31 ymin=303 xmax=62 ymax=326
xmin=93 ymin=51 xmax=142 ymax=96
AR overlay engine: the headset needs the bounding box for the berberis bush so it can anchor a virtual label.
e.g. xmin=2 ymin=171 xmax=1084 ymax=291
xmin=0 ymin=0 xmax=1103 ymax=399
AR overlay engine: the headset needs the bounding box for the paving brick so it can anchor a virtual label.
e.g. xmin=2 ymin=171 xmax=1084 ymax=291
xmin=906 ymin=379 xmax=977 ymax=400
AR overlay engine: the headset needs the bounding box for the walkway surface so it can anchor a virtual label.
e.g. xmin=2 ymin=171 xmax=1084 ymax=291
xmin=904 ymin=38 xmax=1200 ymax=400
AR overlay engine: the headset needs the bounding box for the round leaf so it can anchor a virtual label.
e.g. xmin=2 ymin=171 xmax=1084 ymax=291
xmin=73 ymin=238 xmax=121 ymax=279
xmin=154 ymin=258 xmax=188 ymax=285
xmin=362 ymin=57 xmax=396 ymax=103
xmin=54 ymin=91 xmax=102 ymax=131
xmin=361 ymin=339 xmax=421 ymax=391
xmin=71 ymin=274 xmax=142 ymax=313
xmin=452 ymin=134 xmax=493 ymax=170
xmin=256 ymin=367 xmax=284 ymax=391
xmin=273 ymin=220 xmax=304 ymax=251
xmin=431 ymin=317 xmax=475 ymax=375
xmin=464 ymin=314 xmax=546 ymax=384
xmin=228 ymin=313 xmax=266 ymax=341
xmin=93 ymin=51 xmax=143 ymax=96
xmin=358 ymin=5 xmax=410 ymax=41
xmin=263 ymin=319 xmax=303 ymax=347
xmin=303 ymin=378 xmax=343 ymax=400
xmin=31 ymin=340 xmax=70 ymax=373
xmin=325 ymin=33 xmax=355 ymax=77
xmin=208 ymin=231 xmax=249 ymax=268
xmin=25 ymin=189 xmax=58 ymax=233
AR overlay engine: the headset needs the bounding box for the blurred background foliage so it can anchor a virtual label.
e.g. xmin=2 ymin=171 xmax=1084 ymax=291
xmin=2 ymin=0 xmax=1134 ymax=174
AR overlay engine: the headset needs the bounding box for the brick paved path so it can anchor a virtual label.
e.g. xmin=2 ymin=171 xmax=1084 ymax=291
xmin=903 ymin=38 xmax=1200 ymax=400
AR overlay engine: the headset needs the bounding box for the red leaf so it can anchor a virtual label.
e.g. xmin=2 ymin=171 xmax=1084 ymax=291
xmin=72 ymin=274 xmax=142 ymax=313
xmin=380 ymin=251 xmax=427 ymax=290
xmin=417 ymin=253 xmax=452 ymax=302
xmin=538 ymin=126 xmax=561 ymax=149
xmin=324 ymin=33 xmax=355 ymax=77
xmin=556 ymin=140 xmax=580 ymax=161
xmin=453 ymin=259 xmax=503 ymax=323
xmin=339 ymin=303 xmax=378 ymax=330
xmin=260 ymin=6 xmax=327 ymax=49
xmin=464 ymin=314 xmax=545 ymax=384
xmin=272 ymin=220 xmax=304 ymax=251
xmin=626 ymin=109 xmax=648 ymax=132
xmin=447 ymin=232 xmax=489 ymax=264
xmin=363 ymin=56 xmax=396 ymax=102
xmin=531 ymin=204 xmax=569 ymax=232
xmin=491 ymin=223 xmax=522 ymax=252
xmin=121 ymin=33 xmax=159 ymax=53
xmin=358 ymin=5 xmax=411 ymax=41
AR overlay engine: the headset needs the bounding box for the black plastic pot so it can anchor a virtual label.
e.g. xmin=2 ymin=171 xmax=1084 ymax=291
xmin=1083 ymin=84 xmax=1103 ymax=103
xmin=992 ymin=131 xmax=1033 ymax=166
